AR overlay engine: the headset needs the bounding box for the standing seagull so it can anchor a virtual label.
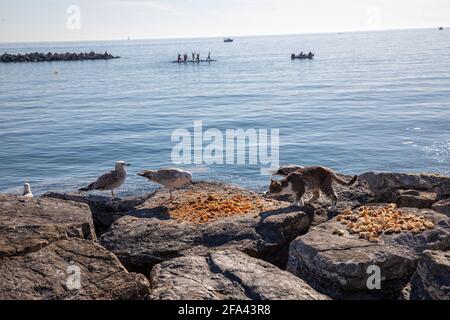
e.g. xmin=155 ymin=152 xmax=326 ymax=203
xmin=137 ymin=168 xmax=192 ymax=200
xmin=22 ymin=183 xmax=33 ymax=198
xmin=79 ymin=161 xmax=130 ymax=198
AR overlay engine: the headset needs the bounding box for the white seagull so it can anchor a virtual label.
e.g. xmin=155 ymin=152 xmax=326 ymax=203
xmin=79 ymin=161 xmax=130 ymax=198
xmin=22 ymin=183 xmax=33 ymax=198
xmin=137 ymin=168 xmax=192 ymax=200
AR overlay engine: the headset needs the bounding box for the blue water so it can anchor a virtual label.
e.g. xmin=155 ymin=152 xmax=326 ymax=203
xmin=1 ymin=29 xmax=450 ymax=196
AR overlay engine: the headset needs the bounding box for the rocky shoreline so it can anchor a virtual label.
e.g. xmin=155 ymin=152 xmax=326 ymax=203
xmin=0 ymin=51 xmax=119 ymax=63
xmin=0 ymin=171 xmax=449 ymax=300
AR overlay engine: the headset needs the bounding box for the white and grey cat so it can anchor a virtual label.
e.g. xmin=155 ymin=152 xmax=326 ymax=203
xmin=269 ymin=166 xmax=357 ymax=211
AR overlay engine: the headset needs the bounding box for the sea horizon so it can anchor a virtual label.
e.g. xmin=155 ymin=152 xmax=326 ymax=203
xmin=0 ymin=25 xmax=445 ymax=46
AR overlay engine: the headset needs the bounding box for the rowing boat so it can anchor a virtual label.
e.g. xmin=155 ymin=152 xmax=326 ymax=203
xmin=172 ymin=59 xmax=217 ymax=63
xmin=291 ymin=54 xmax=314 ymax=60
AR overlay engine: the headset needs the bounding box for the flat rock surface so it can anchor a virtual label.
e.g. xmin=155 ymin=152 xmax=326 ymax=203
xmin=100 ymin=182 xmax=313 ymax=272
xmin=150 ymin=249 xmax=329 ymax=300
xmin=287 ymin=204 xmax=450 ymax=299
xmin=0 ymin=195 xmax=96 ymax=257
xmin=0 ymin=239 xmax=150 ymax=300
xmin=409 ymin=250 xmax=450 ymax=300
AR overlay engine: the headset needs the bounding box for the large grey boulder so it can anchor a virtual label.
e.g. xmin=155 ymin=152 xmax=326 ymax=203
xmin=43 ymin=192 xmax=154 ymax=234
xmin=396 ymin=190 xmax=437 ymax=209
xmin=0 ymin=239 xmax=150 ymax=300
xmin=100 ymin=182 xmax=313 ymax=273
xmin=409 ymin=250 xmax=450 ymax=300
xmin=150 ymin=249 xmax=329 ymax=300
xmin=360 ymin=172 xmax=450 ymax=202
xmin=432 ymin=199 xmax=450 ymax=217
xmin=287 ymin=204 xmax=450 ymax=299
xmin=0 ymin=195 xmax=96 ymax=257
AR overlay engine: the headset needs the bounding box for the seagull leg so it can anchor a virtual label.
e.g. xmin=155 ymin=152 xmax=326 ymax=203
xmin=111 ymin=189 xmax=115 ymax=199
xmin=161 ymin=189 xmax=174 ymax=206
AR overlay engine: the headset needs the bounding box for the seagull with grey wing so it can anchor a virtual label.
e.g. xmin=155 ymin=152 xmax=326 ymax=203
xmin=22 ymin=183 xmax=33 ymax=198
xmin=79 ymin=161 xmax=130 ymax=198
xmin=137 ymin=168 xmax=192 ymax=200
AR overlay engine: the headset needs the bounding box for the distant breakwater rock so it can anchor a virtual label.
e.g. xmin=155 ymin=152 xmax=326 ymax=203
xmin=1 ymin=172 xmax=450 ymax=300
xmin=0 ymin=51 xmax=120 ymax=63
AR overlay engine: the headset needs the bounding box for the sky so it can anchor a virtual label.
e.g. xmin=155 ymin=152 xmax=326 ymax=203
xmin=0 ymin=0 xmax=449 ymax=42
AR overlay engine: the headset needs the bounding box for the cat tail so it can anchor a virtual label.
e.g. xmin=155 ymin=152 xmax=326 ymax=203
xmin=332 ymin=173 xmax=358 ymax=186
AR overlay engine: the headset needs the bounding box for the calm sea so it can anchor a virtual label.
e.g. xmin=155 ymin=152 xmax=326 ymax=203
xmin=1 ymin=29 xmax=450 ymax=196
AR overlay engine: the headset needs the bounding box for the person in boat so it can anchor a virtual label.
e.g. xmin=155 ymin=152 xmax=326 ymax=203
xmin=177 ymin=54 xmax=182 ymax=62
xmin=183 ymin=54 xmax=188 ymax=62
xmin=196 ymin=53 xmax=200 ymax=62
xmin=207 ymin=52 xmax=211 ymax=61
xmin=192 ymin=52 xmax=195 ymax=61
xmin=299 ymin=51 xmax=304 ymax=57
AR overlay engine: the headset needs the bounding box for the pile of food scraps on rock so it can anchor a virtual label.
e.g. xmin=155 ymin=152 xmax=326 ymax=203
xmin=169 ymin=193 xmax=268 ymax=223
xmin=335 ymin=203 xmax=436 ymax=242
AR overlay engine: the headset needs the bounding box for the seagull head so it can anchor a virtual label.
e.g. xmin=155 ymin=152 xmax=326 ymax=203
xmin=115 ymin=161 xmax=131 ymax=170
xmin=24 ymin=183 xmax=31 ymax=193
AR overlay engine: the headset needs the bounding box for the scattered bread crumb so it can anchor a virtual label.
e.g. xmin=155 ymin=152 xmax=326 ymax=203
xmin=332 ymin=229 xmax=345 ymax=236
xmin=169 ymin=193 xmax=269 ymax=223
xmin=336 ymin=204 xmax=435 ymax=242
